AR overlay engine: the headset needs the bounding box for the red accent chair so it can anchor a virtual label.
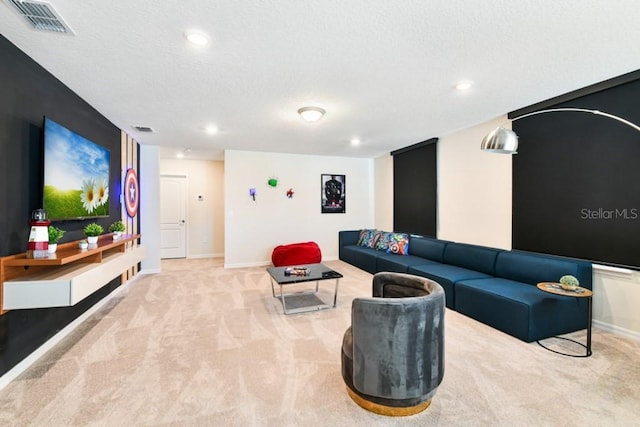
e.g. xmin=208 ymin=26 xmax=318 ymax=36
xmin=271 ymin=242 xmax=322 ymax=267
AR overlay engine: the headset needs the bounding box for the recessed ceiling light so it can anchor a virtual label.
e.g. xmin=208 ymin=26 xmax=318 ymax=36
xmin=350 ymin=138 xmax=361 ymax=146
xmin=204 ymin=125 xmax=218 ymax=135
xmin=184 ymin=30 xmax=210 ymax=46
xmin=455 ymin=80 xmax=473 ymax=91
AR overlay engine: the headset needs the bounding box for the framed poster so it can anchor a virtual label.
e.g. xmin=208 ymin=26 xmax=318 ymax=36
xmin=321 ymin=174 xmax=345 ymax=213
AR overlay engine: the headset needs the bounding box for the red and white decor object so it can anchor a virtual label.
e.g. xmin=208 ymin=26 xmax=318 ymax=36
xmin=27 ymin=209 xmax=51 ymax=258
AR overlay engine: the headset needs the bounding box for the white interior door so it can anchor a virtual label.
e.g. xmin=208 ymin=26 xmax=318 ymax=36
xmin=160 ymin=175 xmax=187 ymax=259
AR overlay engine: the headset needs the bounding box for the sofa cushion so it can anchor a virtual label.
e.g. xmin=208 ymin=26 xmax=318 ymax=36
xmin=495 ymin=251 xmax=593 ymax=289
xmin=455 ymin=277 xmax=589 ymax=342
xmin=340 ymin=245 xmax=380 ymax=274
xmin=408 ymin=236 xmax=448 ymax=262
xmin=443 ymin=243 xmax=502 ymax=275
xmin=407 ymin=263 xmax=492 ymax=309
xmin=376 ymin=253 xmax=440 ymax=273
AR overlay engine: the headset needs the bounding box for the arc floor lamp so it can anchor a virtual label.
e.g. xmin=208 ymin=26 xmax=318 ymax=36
xmin=480 ymin=108 xmax=640 ymax=154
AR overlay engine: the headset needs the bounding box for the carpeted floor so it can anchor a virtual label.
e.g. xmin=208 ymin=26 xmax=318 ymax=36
xmin=0 ymin=258 xmax=638 ymax=426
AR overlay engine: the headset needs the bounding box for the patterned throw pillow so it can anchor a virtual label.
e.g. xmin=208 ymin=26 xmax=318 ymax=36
xmin=373 ymin=231 xmax=393 ymax=251
xmin=387 ymin=233 xmax=410 ymax=255
xmin=357 ymin=229 xmax=377 ymax=248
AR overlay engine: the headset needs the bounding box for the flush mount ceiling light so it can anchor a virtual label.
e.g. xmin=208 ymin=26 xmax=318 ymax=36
xmin=297 ymin=106 xmax=326 ymax=123
xmin=184 ymin=30 xmax=209 ymax=46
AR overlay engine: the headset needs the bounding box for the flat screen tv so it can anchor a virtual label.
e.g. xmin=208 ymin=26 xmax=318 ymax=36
xmin=43 ymin=117 xmax=110 ymax=220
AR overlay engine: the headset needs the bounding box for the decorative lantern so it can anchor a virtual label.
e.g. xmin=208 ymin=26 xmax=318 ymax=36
xmin=27 ymin=209 xmax=51 ymax=258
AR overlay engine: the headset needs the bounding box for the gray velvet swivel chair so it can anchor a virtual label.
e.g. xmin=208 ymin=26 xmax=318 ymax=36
xmin=341 ymin=272 xmax=445 ymax=416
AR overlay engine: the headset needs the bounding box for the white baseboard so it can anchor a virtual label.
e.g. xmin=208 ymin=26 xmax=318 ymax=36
xmin=593 ymin=319 xmax=640 ymax=341
xmin=139 ymin=268 xmax=161 ymax=275
xmin=0 ymin=274 xmax=144 ymax=391
xmin=187 ymin=253 xmax=223 ymax=259
xmin=224 ymin=261 xmax=271 ymax=269
xmin=225 ymin=257 xmax=339 ymax=269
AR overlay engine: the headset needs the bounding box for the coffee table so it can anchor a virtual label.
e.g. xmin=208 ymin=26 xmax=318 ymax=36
xmin=266 ymin=263 xmax=342 ymax=314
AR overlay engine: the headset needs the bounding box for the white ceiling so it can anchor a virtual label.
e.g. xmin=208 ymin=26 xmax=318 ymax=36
xmin=2 ymin=0 xmax=640 ymax=160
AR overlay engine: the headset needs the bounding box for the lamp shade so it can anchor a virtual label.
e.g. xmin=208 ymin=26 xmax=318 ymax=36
xmin=480 ymin=127 xmax=519 ymax=154
xmin=298 ymin=106 xmax=326 ymax=123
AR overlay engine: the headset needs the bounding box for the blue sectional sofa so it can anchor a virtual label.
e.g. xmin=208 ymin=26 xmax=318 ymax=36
xmin=338 ymin=230 xmax=593 ymax=342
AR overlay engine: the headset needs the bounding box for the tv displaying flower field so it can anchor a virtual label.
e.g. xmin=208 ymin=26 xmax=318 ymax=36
xmin=43 ymin=118 xmax=110 ymax=220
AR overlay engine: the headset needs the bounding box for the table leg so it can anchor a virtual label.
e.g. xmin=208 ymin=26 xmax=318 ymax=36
xmin=279 ymin=282 xmax=289 ymax=314
xmin=586 ymin=295 xmax=592 ymax=356
xmin=332 ymin=278 xmax=340 ymax=307
xmin=536 ymin=295 xmax=593 ymax=357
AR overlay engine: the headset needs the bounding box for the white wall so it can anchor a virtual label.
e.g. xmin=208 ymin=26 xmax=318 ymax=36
xmin=373 ymin=116 xmax=640 ymax=339
xmin=139 ymin=145 xmax=161 ymax=273
xmin=592 ymin=267 xmax=640 ymax=337
xmin=159 ymin=158 xmax=225 ymax=258
xmin=438 ymin=116 xmax=512 ymax=249
xmin=374 ymin=154 xmax=394 ymax=231
xmin=224 ymin=150 xmax=373 ymax=267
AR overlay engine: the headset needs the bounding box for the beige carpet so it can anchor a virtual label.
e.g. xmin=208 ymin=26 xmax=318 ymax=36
xmin=0 ymin=258 xmax=638 ymax=426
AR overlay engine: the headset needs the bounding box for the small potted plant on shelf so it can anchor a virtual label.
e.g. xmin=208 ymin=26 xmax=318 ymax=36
xmin=47 ymin=226 xmax=65 ymax=254
xmin=559 ymin=274 xmax=579 ymax=291
xmin=83 ymin=223 xmax=104 ymax=244
xmin=109 ymin=220 xmax=126 ymax=239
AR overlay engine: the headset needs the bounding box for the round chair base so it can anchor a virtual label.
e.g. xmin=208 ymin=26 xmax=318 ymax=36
xmin=346 ymin=387 xmax=432 ymax=417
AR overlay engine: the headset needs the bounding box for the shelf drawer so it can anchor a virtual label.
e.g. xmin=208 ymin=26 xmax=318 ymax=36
xmin=3 ymin=246 xmax=145 ymax=310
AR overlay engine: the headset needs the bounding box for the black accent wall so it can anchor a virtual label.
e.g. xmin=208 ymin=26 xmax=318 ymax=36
xmin=392 ymin=138 xmax=438 ymax=237
xmin=0 ymin=35 xmax=124 ymax=376
xmin=512 ymin=77 xmax=640 ymax=269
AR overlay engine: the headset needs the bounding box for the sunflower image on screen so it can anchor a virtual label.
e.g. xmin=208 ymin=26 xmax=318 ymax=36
xmin=321 ymin=174 xmax=345 ymax=213
xmin=43 ymin=118 xmax=110 ymax=220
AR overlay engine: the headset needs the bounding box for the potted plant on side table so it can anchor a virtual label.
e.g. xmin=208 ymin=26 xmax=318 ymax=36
xmin=48 ymin=226 xmax=65 ymax=254
xmin=559 ymin=274 xmax=579 ymax=291
xmin=109 ymin=220 xmax=126 ymax=239
xmin=83 ymin=223 xmax=104 ymax=244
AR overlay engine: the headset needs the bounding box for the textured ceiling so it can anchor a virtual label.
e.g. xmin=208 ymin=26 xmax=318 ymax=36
xmin=2 ymin=0 xmax=640 ymax=160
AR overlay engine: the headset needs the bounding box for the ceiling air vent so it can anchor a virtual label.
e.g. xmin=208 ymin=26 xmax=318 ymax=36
xmin=133 ymin=125 xmax=154 ymax=133
xmin=5 ymin=0 xmax=75 ymax=34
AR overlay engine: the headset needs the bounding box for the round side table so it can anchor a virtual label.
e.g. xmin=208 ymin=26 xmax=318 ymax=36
xmin=536 ymin=282 xmax=593 ymax=357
